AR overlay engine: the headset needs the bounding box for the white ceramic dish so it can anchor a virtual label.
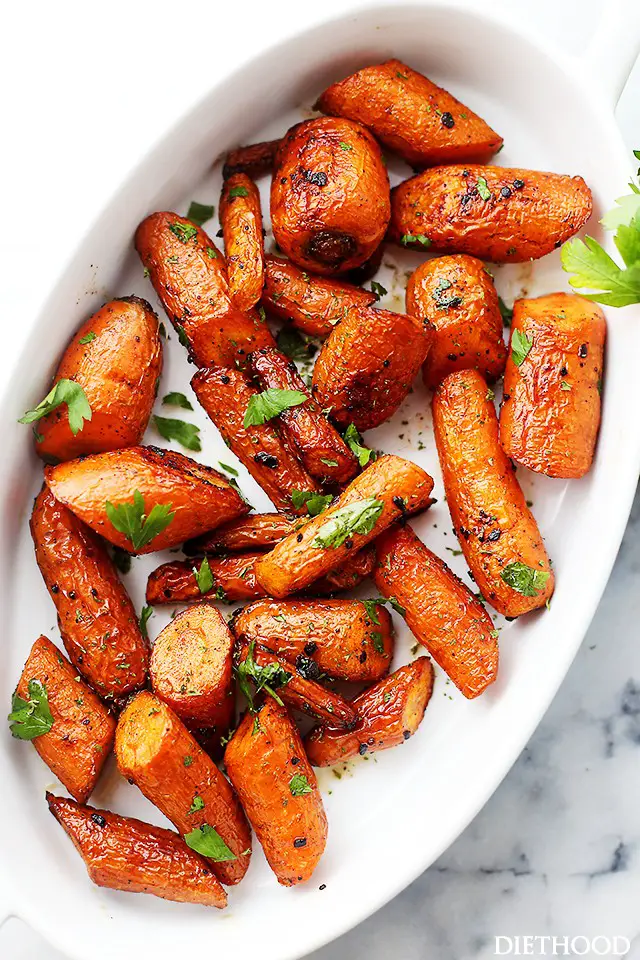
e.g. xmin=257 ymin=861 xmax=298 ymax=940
xmin=1 ymin=2 xmax=639 ymax=958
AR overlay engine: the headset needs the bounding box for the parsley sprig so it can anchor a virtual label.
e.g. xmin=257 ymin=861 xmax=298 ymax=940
xmin=105 ymin=490 xmax=175 ymax=551
xmin=8 ymin=680 xmax=54 ymax=740
xmin=343 ymin=423 xmax=376 ymax=468
xmin=184 ymin=824 xmax=237 ymax=861
xmin=19 ymin=379 xmax=92 ymax=436
xmin=312 ymin=498 xmax=383 ymax=549
xmin=235 ymin=640 xmax=291 ymax=712
xmin=501 ymin=562 xmax=550 ymax=597
xmin=244 ymin=388 xmax=307 ymax=428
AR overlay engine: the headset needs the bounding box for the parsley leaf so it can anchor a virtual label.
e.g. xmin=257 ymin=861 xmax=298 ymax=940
xmin=361 ymin=596 xmax=406 ymax=624
xmin=235 ymin=640 xmax=291 ymax=712
xmin=189 ymin=795 xmax=205 ymax=814
xmin=244 ymin=388 xmax=307 ymax=427
xmin=291 ymin=490 xmax=333 ymax=516
xmin=511 ymin=328 xmax=532 ymax=367
xmin=139 ymin=605 xmax=153 ymax=638
xmin=175 ymin=324 xmax=190 ymax=348
xmin=187 ymin=201 xmax=214 ymax=226
xmin=169 ymin=221 xmax=197 ymax=243
xmin=289 ymin=773 xmax=313 ymax=796
xmin=370 ymin=280 xmax=387 ymax=301
xmin=19 ymin=379 xmax=92 ymax=436
xmin=476 ymin=177 xmax=492 ymax=201
xmin=105 ymin=490 xmax=175 ymax=551
xmin=218 ymin=462 xmax=239 ymax=477
xmin=276 ymin=327 xmax=317 ymax=362
xmin=8 ymin=680 xmax=54 ymax=740
xmin=500 ymin=562 xmax=550 ymax=597
xmin=228 ymin=186 xmax=249 ymax=198
xmin=312 ymin=498 xmax=383 ymax=549
xmin=400 ymin=234 xmax=431 ymax=248
xmin=162 ymin=391 xmax=193 ymax=411
xmin=184 ymin=825 xmax=237 ymax=861
xmin=153 ymin=415 xmax=201 ymax=452
xmin=193 ymin=557 xmax=214 ymax=594
xmin=498 ymin=296 xmax=513 ymax=326
xmin=78 ymin=331 xmax=96 ymax=344
xmin=344 ymin=423 xmax=376 ymax=467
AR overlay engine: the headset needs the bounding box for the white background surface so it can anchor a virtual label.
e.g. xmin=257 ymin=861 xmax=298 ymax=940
xmin=1 ymin=0 xmax=639 ymax=957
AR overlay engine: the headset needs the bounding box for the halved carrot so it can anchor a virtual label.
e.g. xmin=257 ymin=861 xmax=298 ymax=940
xmin=373 ymin=525 xmax=497 ymax=698
xmin=389 ymin=165 xmax=592 ymax=262
xmin=47 ymin=793 xmax=227 ymax=907
xmin=45 ymin=445 xmax=249 ymax=554
xmin=115 ymin=691 xmax=251 ymax=885
xmin=31 ymin=486 xmax=148 ymax=698
xmin=254 ymin=454 xmax=434 ymax=598
xmin=191 ymin=366 xmax=320 ymax=513
xmin=249 ymin=347 xmax=358 ymax=484
xmin=135 ymin=211 xmax=274 ymax=367
xmin=183 ymin=514 xmax=296 ymax=555
xmin=262 ymin=255 xmax=376 ymax=338
xmin=225 ymin=698 xmax=327 ymax=886
xmin=305 ymin=658 xmax=434 ymax=766
xmin=432 ymin=369 xmax=554 ymax=616
xmin=220 ymin=173 xmax=265 ymax=311
xmin=311 ymin=305 xmax=432 ymax=430
xmin=223 ymin=139 xmax=280 ymax=180
xmin=317 ymin=59 xmax=503 ymax=168
xmin=233 ymin=598 xmax=393 ymax=682
xmin=14 ymin=637 xmax=115 ymax=802
xmin=237 ymin=643 xmax=357 ymax=729
xmin=35 ymin=297 xmax=162 ymax=463
xmin=150 ymin=605 xmax=234 ymax=730
xmin=500 ymin=293 xmax=606 ymax=478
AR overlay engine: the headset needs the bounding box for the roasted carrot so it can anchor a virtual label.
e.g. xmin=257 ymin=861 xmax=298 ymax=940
xmin=135 ymin=211 xmax=274 ymax=367
xmin=146 ymin=555 xmax=266 ymax=605
xmin=249 ymin=347 xmax=358 ymax=484
xmin=115 ymin=692 xmax=251 ymax=885
xmin=389 ymin=165 xmax=593 ymax=262
xmin=254 ymin=454 xmax=434 ymax=598
xmin=373 ymin=525 xmax=497 ymax=697
xmin=220 ymin=173 xmax=265 ymax=311
xmin=47 ymin=793 xmax=227 ymax=907
xmin=225 ymin=698 xmax=327 ymax=885
xmin=13 ymin=637 xmax=115 ymax=802
xmin=432 ymin=369 xmax=554 ymax=616
xmin=261 ymin=255 xmax=376 ymax=338
xmin=317 ymin=59 xmax=503 ymax=168
xmin=406 ymin=255 xmax=507 ymax=389
xmin=191 ymin=366 xmax=320 ymax=513
xmin=237 ymin=644 xmax=357 ymax=729
xmin=34 ymin=297 xmax=162 ymax=463
xmin=150 ymin=605 xmax=235 ymax=730
xmin=223 ymin=139 xmax=280 ymax=180
xmin=31 ymin=487 xmax=148 ymax=698
xmin=184 ymin=514 xmax=296 ymax=555
xmin=271 ymin=118 xmax=390 ymax=275
xmin=312 ymin=305 xmax=432 ymax=430
xmin=500 ymin=293 xmax=606 ymax=478
xmin=233 ymin=598 xmax=393 ymax=682
xmin=305 ymin=658 xmax=434 ymax=766
xmin=45 ymin=445 xmax=249 ymax=554
xmin=314 ymin=543 xmax=376 ymax=593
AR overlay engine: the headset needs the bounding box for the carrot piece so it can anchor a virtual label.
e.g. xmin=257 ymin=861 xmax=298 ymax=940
xmin=47 ymin=793 xmax=227 ymax=907
xmin=223 ymin=139 xmax=280 ymax=180
xmin=184 ymin=514 xmax=296 ymax=555
xmin=432 ymin=369 xmax=554 ymax=616
xmin=220 ymin=173 xmax=265 ymax=311
xmin=225 ymin=699 xmax=327 ymax=885
xmin=13 ymin=637 xmax=115 ymax=801
xmin=373 ymin=525 xmax=497 ymax=697
xmin=146 ymin=555 xmax=266 ymax=605
xmin=500 ymin=293 xmax=606 ymax=478
xmin=305 ymin=658 xmax=434 ymax=766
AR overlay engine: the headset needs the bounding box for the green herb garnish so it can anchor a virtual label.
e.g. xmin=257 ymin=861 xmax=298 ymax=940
xmin=312 ymin=498 xmax=383 ymax=549
xmin=289 ymin=774 xmax=313 ymax=797
xmin=476 ymin=177 xmax=492 ymax=201
xmin=343 ymin=423 xmax=375 ymax=468
xmin=162 ymin=392 xmax=193 ymax=411
xmin=169 ymin=221 xmax=197 ymax=243
xmin=400 ymin=234 xmax=431 ymax=248
xmin=511 ymin=328 xmax=532 ymax=367
xmin=184 ymin=825 xmax=237 ymax=861
xmin=235 ymin=640 xmax=291 ymax=712
xmin=228 ymin=186 xmax=249 ymax=198
xmin=500 ymin=562 xmax=550 ymax=597
xmin=244 ymin=388 xmax=307 ymax=427
xmin=187 ymin=201 xmax=214 ymax=226
xmin=8 ymin=680 xmax=54 ymax=740
xmin=153 ymin=415 xmax=201 ymax=452
xmin=78 ymin=332 xmax=96 ymax=344
xmin=193 ymin=557 xmax=214 ymax=595
xmin=291 ymin=490 xmax=333 ymax=516
xmin=105 ymin=490 xmax=174 ymax=551
xmin=19 ymin=379 xmax=92 ymax=436
xmin=139 ymin=605 xmax=154 ymax=638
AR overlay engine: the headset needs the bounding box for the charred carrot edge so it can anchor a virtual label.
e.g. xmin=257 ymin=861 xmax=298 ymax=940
xmin=223 ymin=139 xmax=280 ymax=180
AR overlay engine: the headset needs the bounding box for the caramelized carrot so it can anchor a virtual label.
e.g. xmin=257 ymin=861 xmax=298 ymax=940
xmin=254 ymin=455 xmax=434 ymax=598
xmin=31 ymin=487 xmax=148 ymax=698
xmin=500 ymin=293 xmax=606 ymax=478
xmin=184 ymin=514 xmax=296 ymax=555
xmin=135 ymin=211 xmax=274 ymax=367
xmin=262 ymin=255 xmax=376 ymax=338
xmin=146 ymin=555 xmax=266 ymax=605
xmin=191 ymin=366 xmax=320 ymax=513
xmin=225 ymin=698 xmax=327 ymax=885
xmin=14 ymin=637 xmax=115 ymax=802
xmin=432 ymin=369 xmax=554 ymax=616
xmin=220 ymin=173 xmax=265 ymax=311
xmin=249 ymin=347 xmax=358 ymax=484
xmin=115 ymin=692 xmax=251 ymax=885
xmin=373 ymin=525 xmax=497 ymax=697
xmin=45 ymin=445 xmax=249 ymax=554
xmin=47 ymin=794 xmax=227 ymax=907
xmin=305 ymin=658 xmax=434 ymax=766
xmin=233 ymin=598 xmax=393 ymax=682
xmin=223 ymin=139 xmax=280 ymax=180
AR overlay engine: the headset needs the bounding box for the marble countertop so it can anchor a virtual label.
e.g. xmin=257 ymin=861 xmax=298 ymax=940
xmin=2 ymin=1 xmax=639 ymax=958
